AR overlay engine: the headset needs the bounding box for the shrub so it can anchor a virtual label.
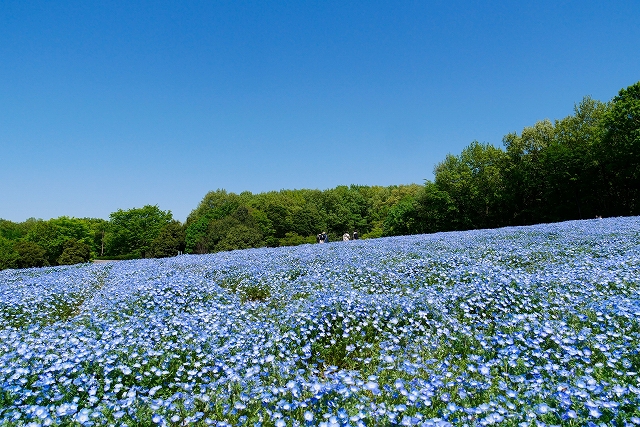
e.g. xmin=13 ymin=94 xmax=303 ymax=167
xmin=14 ymin=241 xmax=49 ymax=268
xmin=279 ymin=232 xmax=316 ymax=247
xmin=240 ymin=283 xmax=271 ymax=302
xmin=57 ymin=239 xmax=91 ymax=265
xmin=149 ymin=221 xmax=186 ymax=258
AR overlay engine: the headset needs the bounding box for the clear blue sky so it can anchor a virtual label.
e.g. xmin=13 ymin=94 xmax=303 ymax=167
xmin=1 ymin=1 xmax=639 ymax=222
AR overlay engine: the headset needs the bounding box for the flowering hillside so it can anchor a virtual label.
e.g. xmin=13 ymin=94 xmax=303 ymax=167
xmin=1 ymin=218 xmax=639 ymax=426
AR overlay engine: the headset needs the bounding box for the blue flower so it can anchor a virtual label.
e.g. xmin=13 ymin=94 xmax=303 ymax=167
xmin=2 ymin=217 xmax=640 ymax=424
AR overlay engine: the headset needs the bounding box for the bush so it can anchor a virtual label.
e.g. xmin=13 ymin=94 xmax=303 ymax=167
xmin=278 ymin=232 xmax=316 ymax=247
xmin=361 ymin=226 xmax=384 ymax=239
xmin=94 ymin=254 xmax=137 ymax=261
xmin=57 ymin=239 xmax=91 ymax=265
xmin=240 ymin=283 xmax=271 ymax=302
xmin=149 ymin=221 xmax=186 ymax=258
xmin=14 ymin=241 xmax=49 ymax=268
xmin=215 ymin=224 xmax=264 ymax=252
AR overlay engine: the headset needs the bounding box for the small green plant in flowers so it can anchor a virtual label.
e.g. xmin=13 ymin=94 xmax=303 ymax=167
xmin=240 ymin=283 xmax=271 ymax=302
xmin=1 ymin=217 xmax=640 ymax=425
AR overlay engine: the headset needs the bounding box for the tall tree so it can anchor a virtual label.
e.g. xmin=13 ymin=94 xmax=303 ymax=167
xmin=413 ymin=182 xmax=458 ymax=233
xmin=383 ymin=196 xmax=418 ymax=236
xmin=25 ymin=217 xmax=92 ymax=265
xmin=0 ymin=236 xmax=19 ymax=270
xmin=543 ymin=96 xmax=607 ymax=220
xmin=502 ymin=120 xmax=555 ymax=224
xmin=434 ymin=141 xmax=506 ymax=229
xmin=184 ymin=190 xmax=245 ymax=253
xmin=106 ymin=205 xmax=173 ymax=258
xmin=597 ymin=81 xmax=640 ymax=216
xmin=202 ymin=206 xmax=264 ymax=252
xmin=0 ymin=219 xmax=26 ymax=241
xmin=149 ymin=220 xmax=186 ymax=258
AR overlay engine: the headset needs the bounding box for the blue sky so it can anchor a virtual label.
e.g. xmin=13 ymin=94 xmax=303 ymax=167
xmin=1 ymin=1 xmax=639 ymax=222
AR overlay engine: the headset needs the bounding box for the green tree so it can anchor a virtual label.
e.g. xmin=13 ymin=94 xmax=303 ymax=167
xmin=278 ymin=232 xmax=316 ymax=247
xmin=597 ymin=81 xmax=640 ymax=215
xmin=14 ymin=241 xmax=49 ymax=268
xmin=0 ymin=236 xmax=19 ymax=270
xmin=290 ymin=204 xmax=324 ymax=237
xmin=0 ymin=219 xmax=25 ymax=241
xmin=57 ymin=239 xmax=92 ymax=265
xmin=187 ymin=189 xmax=243 ymax=225
xmin=184 ymin=215 xmax=211 ymax=254
xmin=264 ymin=204 xmax=291 ymax=238
xmin=26 ymin=217 xmax=92 ymax=265
xmin=362 ymin=185 xmax=421 ymax=237
xmin=184 ymin=190 xmax=249 ymax=253
xmin=106 ymin=205 xmax=173 ymax=258
xmin=250 ymin=209 xmax=276 ymax=246
xmin=149 ymin=220 xmax=186 ymax=258
xmin=322 ymin=186 xmax=370 ymax=235
xmin=435 ymin=141 xmax=506 ymax=229
xmin=414 ymin=182 xmax=458 ymax=233
xmin=214 ymin=223 xmax=264 ymax=252
xmin=502 ymin=120 xmax=555 ymax=224
xmin=83 ymin=218 xmax=109 ymax=257
xmin=542 ymin=96 xmax=607 ymax=220
xmin=204 ymin=215 xmax=264 ymax=253
xmin=383 ymin=196 xmax=417 ymax=236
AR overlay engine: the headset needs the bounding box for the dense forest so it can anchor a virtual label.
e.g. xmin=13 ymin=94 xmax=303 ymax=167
xmin=1 ymin=81 xmax=638 ymax=270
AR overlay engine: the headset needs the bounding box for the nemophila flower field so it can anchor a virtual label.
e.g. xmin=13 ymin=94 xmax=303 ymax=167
xmin=1 ymin=218 xmax=640 ymax=426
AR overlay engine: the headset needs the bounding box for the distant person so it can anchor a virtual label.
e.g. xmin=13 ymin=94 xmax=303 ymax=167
xmin=353 ymin=231 xmax=359 ymax=240
xmin=322 ymin=232 xmax=328 ymax=243
xmin=343 ymin=233 xmax=350 ymax=241
xmin=317 ymin=233 xmax=322 ymax=243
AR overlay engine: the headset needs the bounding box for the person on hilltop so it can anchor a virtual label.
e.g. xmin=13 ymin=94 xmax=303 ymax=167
xmin=317 ymin=233 xmax=322 ymax=243
xmin=353 ymin=230 xmax=359 ymax=240
xmin=343 ymin=232 xmax=350 ymax=241
xmin=322 ymin=232 xmax=328 ymax=243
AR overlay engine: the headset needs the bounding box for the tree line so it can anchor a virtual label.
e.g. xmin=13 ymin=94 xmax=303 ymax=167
xmin=1 ymin=80 xmax=638 ymax=270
